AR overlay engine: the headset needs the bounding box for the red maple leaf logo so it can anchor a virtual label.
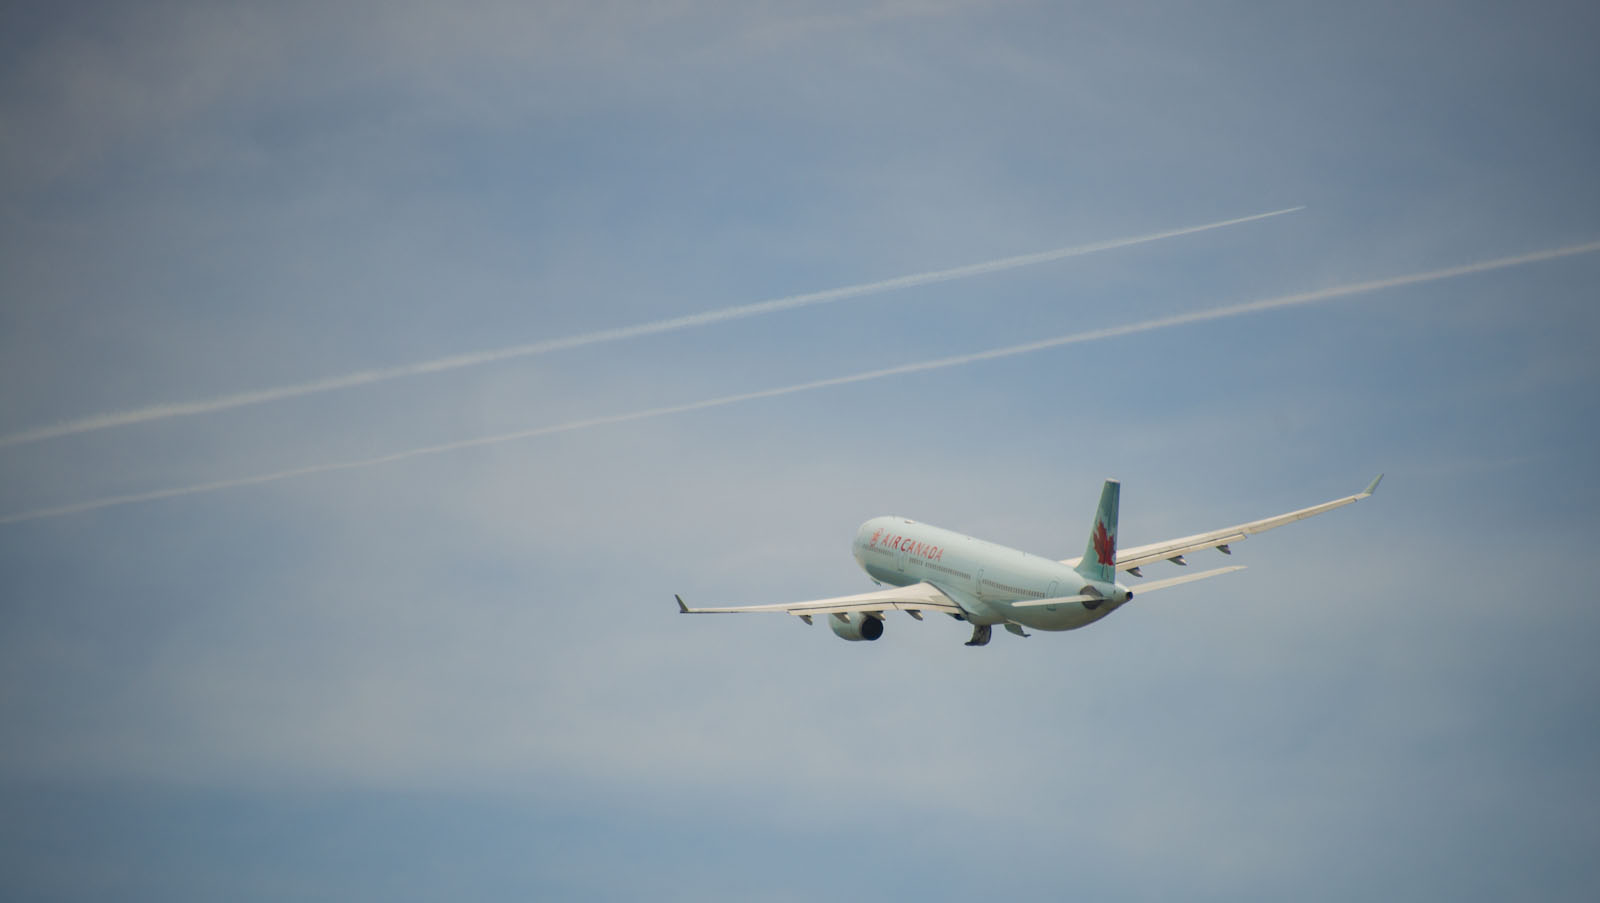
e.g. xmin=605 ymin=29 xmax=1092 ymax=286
xmin=1092 ymin=521 xmax=1115 ymax=565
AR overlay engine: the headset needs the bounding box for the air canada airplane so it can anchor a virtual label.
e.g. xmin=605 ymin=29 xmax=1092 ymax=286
xmin=676 ymin=476 xmax=1382 ymax=646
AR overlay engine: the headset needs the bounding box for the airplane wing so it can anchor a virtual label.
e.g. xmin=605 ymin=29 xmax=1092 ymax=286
xmin=1062 ymin=475 xmax=1382 ymax=574
xmin=675 ymin=581 xmax=963 ymax=622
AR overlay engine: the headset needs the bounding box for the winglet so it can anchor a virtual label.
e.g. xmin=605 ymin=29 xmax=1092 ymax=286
xmin=1359 ymin=474 xmax=1384 ymax=498
xmin=675 ymin=594 xmax=690 ymax=613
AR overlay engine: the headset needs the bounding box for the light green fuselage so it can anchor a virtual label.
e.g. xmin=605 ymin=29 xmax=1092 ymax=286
xmin=851 ymin=516 xmax=1128 ymax=631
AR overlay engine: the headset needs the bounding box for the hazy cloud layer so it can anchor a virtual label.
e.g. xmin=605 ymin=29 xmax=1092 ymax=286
xmin=2 ymin=2 xmax=1598 ymax=901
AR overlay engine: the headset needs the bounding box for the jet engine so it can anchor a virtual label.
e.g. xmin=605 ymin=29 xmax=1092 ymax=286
xmin=828 ymin=612 xmax=883 ymax=641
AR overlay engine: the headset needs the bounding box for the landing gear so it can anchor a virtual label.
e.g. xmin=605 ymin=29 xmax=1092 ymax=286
xmin=964 ymin=624 xmax=992 ymax=647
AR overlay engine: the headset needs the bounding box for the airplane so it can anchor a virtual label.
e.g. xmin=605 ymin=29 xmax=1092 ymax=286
xmin=676 ymin=475 xmax=1382 ymax=646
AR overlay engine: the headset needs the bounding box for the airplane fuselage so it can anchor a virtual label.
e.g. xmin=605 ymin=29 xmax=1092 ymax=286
xmin=851 ymin=516 xmax=1130 ymax=631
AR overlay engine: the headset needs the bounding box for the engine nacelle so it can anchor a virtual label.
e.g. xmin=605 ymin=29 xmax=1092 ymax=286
xmin=828 ymin=612 xmax=884 ymax=641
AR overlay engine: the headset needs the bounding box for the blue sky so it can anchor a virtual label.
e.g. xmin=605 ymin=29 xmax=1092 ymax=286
xmin=2 ymin=1 xmax=1598 ymax=899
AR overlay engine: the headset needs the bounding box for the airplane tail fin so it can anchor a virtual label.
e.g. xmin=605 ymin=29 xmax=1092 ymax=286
xmin=1074 ymin=480 xmax=1120 ymax=583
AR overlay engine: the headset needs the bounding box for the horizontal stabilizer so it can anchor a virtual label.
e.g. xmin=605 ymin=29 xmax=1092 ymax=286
xmin=1011 ymin=593 xmax=1105 ymax=609
xmin=1134 ymin=565 xmax=1245 ymax=593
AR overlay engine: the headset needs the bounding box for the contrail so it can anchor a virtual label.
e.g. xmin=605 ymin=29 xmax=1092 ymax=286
xmin=0 ymin=207 xmax=1303 ymax=449
xmin=4 ymin=238 xmax=1595 ymax=525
